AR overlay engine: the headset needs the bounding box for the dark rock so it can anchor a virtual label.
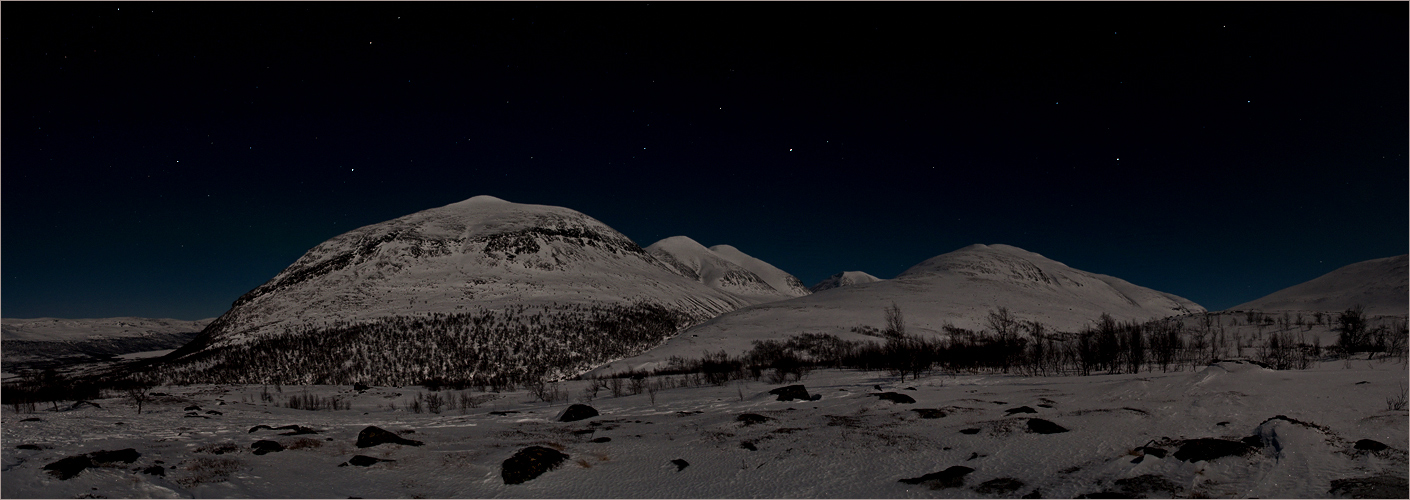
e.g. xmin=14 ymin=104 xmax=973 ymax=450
xmin=1354 ymin=439 xmax=1389 ymax=452
xmin=70 ymin=401 xmax=101 ymax=410
xmin=276 ymin=425 xmax=319 ymax=435
xmin=899 ymin=465 xmax=974 ymax=489
xmin=992 ymin=401 xmax=1007 ymax=405
xmin=16 ymin=444 xmax=43 ymax=450
xmin=206 ymin=410 xmax=222 ymax=415
xmin=873 ymin=392 xmax=916 ymax=404
xmin=1037 ymin=404 xmax=1053 ymax=408
xmin=501 ymin=446 xmax=569 ymax=485
xmin=974 ymin=477 xmax=1025 ymax=494
xmin=967 ymin=452 xmax=979 ymax=461
xmin=912 ymin=409 xmax=946 ymax=419
xmin=557 ymin=404 xmax=599 ymax=422
xmin=1027 ymin=419 xmax=1068 ymax=434
xmin=1172 ymin=438 xmax=1254 ymax=462
xmin=904 ymin=387 xmax=917 ymax=391
xmin=1005 ymin=406 xmax=1038 ymax=415
xmin=251 ymin=440 xmax=285 ymax=455
xmin=89 ymin=449 xmax=140 ymax=464
xmin=343 ymin=455 xmax=394 ymax=467
xmin=768 ymin=385 xmax=811 ymax=402
xmin=1355 ymin=381 xmax=1370 ymax=385
xmin=670 ymin=458 xmax=689 ymax=471
xmin=184 ymin=405 xmax=201 ymax=411
xmin=1021 ymin=488 xmax=1043 ymax=498
xmin=20 ymin=417 xmax=42 ymax=422
xmin=1329 ymin=474 xmax=1409 ymax=498
xmin=960 ymin=428 xmax=981 ymax=435
xmin=1130 ymin=455 xmax=1143 ymax=464
xmin=489 ymin=411 xmax=519 ymax=416
xmin=44 ymin=455 xmax=94 ymax=480
xmin=353 ymin=382 xmax=371 ymax=392
xmin=874 ymin=385 xmax=883 ymax=390
xmin=1241 ymin=435 xmax=1264 ymax=448
xmin=249 ymin=425 xmax=274 ymax=433
xmin=1216 ymin=421 xmax=1230 ymax=426
xmin=355 ymin=426 xmax=424 ymax=448
xmin=141 ymin=466 xmax=165 ymax=476
xmin=571 ymin=429 xmax=595 ymax=435
xmin=590 ymin=437 xmax=611 ymax=443
xmin=740 ymin=441 xmax=757 ymax=451
xmin=736 ymin=413 xmax=770 ymax=425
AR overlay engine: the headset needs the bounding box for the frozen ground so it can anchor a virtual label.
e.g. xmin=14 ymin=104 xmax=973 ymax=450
xmin=3 ymin=359 xmax=1406 ymax=498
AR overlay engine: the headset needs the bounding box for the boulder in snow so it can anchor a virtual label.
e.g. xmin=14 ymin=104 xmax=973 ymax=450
xmin=355 ymin=425 xmax=424 ymax=448
xmin=1026 ymin=419 xmax=1068 ymax=434
xmin=899 ymin=465 xmax=974 ymax=489
xmin=557 ymin=404 xmax=599 ymax=422
xmin=768 ymin=385 xmax=811 ymax=401
xmin=501 ymin=446 xmax=569 ymax=485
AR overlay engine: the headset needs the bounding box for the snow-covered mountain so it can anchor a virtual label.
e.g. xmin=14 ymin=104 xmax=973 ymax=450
xmin=1229 ymin=254 xmax=1408 ymax=317
xmin=596 ymin=244 xmax=1204 ymax=373
xmin=809 ymin=271 xmax=883 ymax=292
xmin=2 ymin=317 xmax=212 ymax=373
xmin=157 ymin=196 xmax=766 ymax=385
xmin=645 ymin=236 xmax=809 ymax=303
xmin=2 ymin=317 xmax=212 ymax=342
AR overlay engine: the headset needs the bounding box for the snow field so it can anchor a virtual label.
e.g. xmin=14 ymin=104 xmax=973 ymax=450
xmin=3 ymin=358 xmax=1406 ymax=498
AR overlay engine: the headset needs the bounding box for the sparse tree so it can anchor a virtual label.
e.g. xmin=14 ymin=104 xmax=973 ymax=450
xmin=884 ymin=303 xmax=906 ymax=338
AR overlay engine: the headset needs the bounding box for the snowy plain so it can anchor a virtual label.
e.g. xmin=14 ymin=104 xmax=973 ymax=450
xmin=4 ymin=357 xmax=1406 ymax=498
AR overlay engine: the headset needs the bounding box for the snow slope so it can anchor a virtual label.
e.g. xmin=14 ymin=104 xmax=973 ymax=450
xmin=3 ymin=361 xmax=1404 ymax=498
xmin=1229 ymin=254 xmax=1408 ymax=317
xmin=810 ymin=271 xmax=884 ymax=293
xmin=645 ymin=237 xmax=809 ymax=304
xmin=597 ymin=244 xmax=1204 ymax=373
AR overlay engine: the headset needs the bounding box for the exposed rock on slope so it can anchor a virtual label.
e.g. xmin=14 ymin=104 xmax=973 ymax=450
xmin=646 ymin=236 xmax=809 ymax=303
xmin=1229 ymin=254 xmax=1408 ymax=316
xmin=156 ymin=196 xmax=762 ymax=385
xmin=809 ymin=271 xmax=883 ymax=292
xmin=595 ymin=244 xmax=1204 ymax=373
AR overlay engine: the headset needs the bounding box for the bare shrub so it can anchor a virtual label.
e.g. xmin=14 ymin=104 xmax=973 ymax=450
xmin=176 ymin=457 xmax=243 ymax=487
xmin=193 ymin=441 xmax=240 ymax=455
xmin=286 ymin=438 xmax=323 ymax=450
xmin=1388 ymin=382 xmax=1408 ymax=412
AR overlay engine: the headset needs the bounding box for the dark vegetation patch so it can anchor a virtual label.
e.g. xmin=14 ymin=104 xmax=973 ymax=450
xmin=960 ymin=428 xmax=981 ymax=435
xmin=911 ymin=409 xmax=946 ymax=419
xmin=899 ymin=466 xmax=974 ymax=489
xmin=1026 ymin=419 xmax=1068 ymax=434
xmin=356 ymin=425 xmax=424 ymax=448
xmin=740 ymin=441 xmax=757 ymax=451
xmin=141 ymin=465 xmax=165 ymax=476
xmin=501 ymin=446 xmax=569 ymax=485
xmin=1172 ymin=438 xmax=1255 ymax=462
xmin=974 ymin=477 xmax=1025 ymax=494
xmin=670 ymin=458 xmax=689 ymax=471
xmin=195 ymin=442 xmax=240 ymax=455
xmin=736 ymin=413 xmax=770 ymax=425
xmin=558 ymin=404 xmax=599 ymax=422
xmin=872 ymin=392 xmax=916 ymax=404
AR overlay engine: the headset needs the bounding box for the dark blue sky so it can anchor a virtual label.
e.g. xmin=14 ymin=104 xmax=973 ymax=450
xmin=5 ymin=2 xmax=1406 ymax=320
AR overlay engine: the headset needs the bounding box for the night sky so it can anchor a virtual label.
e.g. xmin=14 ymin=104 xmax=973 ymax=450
xmin=5 ymin=2 xmax=1406 ymax=321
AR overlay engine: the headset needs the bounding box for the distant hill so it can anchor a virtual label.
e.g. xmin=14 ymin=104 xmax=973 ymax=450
xmin=1229 ymin=254 xmax=1408 ymax=317
xmin=809 ymin=271 xmax=883 ymax=292
xmin=594 ymin=244 xmax=1203 ymax=374
xmin=645 ymin=236 xmax=809 ymax=303
xmin=2 ymin=317 xmax=211 ymax=372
